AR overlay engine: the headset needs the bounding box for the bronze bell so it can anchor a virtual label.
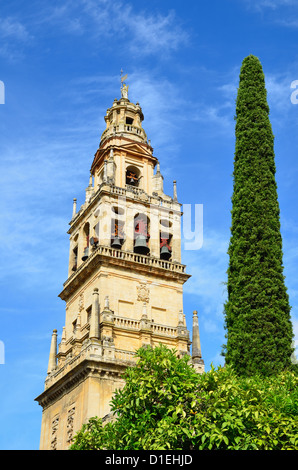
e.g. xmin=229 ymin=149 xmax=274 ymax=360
xmin=90 ymin=237 xmax=99 ymax=246
xmin=134 ymin=235 xmax=149 ymax=255
xmin=111 ymin=237 xmax=122 ymax=249
xmin=160 ymin=245 xmax=171 ymax=260
xmin=82 ymin=247 xmax=89 ymax=261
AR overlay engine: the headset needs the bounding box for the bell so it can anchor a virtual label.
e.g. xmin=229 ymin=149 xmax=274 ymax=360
xmin=81 ymin=247 xmax=89 ymax=261
xmin=134 ymin=235 xmax=149 ymax=255
xmin=111 ymin=237 xmax=122 ymax=249
xmin=129 ymin=177 xmax=135 ymax=185
xmin=90 ymin=237 xmax=98 ymax=246
xmin=160 ymin=245 xmax=171 ymax=260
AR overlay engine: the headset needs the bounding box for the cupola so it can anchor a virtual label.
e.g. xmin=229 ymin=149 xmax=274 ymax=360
xmin=100 ymin=78 xmax=147 ymax=146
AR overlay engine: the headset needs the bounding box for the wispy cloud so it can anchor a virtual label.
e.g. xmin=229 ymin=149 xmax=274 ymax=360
xmin=0 ymin=16 xmax=30 ymax=41
xmin=21 ymin=0 xmax=188 ymax=58
xmin=243 ymin=0 xmax=297 ymax=10
xmin=241 ymin=0 xmax=298 ymax=28
xmin=0 ymin=16 xmax=31 ymax=60
xmin=124 ymin=9 xmax=189 ymax=56
xmin=80 ymin=0 xmax=189 ymax=56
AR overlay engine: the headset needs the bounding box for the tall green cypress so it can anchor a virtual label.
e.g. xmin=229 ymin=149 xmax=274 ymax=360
xmin=223 ymin=55 xmax=294 ymax=376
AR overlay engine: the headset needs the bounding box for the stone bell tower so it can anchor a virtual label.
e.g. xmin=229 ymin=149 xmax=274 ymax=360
xmin=35 ymin=77 xmax=204 ymax=450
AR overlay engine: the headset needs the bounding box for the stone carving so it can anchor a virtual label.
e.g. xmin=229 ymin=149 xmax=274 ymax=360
xmin=137 ymin=283 xmax=149 ymax=303
xmin=102 ymin=336 xmax=115 ymax=347
xmin=121 ymin=83 xmax=129 ymax=99
xmin=66 ymin=406 xmax=76 ymax=445
xmin=78 ymin=292 xmax=84 ymax=312
xmin=51 ymin=416 xmax=59 ymax=450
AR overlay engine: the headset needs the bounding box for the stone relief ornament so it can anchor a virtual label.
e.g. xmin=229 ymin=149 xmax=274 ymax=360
xmin=78 ymin=292 xmax=84 ymax=312
xmin=137 ymin=283 xmax=150 ymax=303
xmin=66 ymin=406 xmax=76 ymax=445
xmin=51 ymin=416 xmax=59 ymax=450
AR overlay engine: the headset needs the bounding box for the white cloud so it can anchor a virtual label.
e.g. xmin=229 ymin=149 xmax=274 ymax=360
xmin=243 ymin=0 xmax=297 ymax=10
xmin=241 ymin=0 xmax=298 ymax=29
xmin=28 ymin=0 xmax=188 ymax=57
xmin=0 ymin=16 xmax=31 ymax=60
xmin=82 ymin=0 xmax=189 ymax=55
xmin=125 ymin=8 xmax=188 ymax=56
xmin=0 ymin=16 xmax=30 ymax=41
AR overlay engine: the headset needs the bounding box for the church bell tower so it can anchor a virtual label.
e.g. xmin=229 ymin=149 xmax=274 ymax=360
xmin=35 ymin=77 xmax=204 ymax=450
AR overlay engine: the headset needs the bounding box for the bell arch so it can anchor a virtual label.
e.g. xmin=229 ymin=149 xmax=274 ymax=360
xmin=126 ymin=165 xmax=141 ymax=187
xmin=133 ymin=212 xmax=150 ymax=255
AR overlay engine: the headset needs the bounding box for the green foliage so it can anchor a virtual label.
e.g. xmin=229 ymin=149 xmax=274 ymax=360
xmin=70 ymin=346 xmax=298 ymax=450
xmin=223 ymin=55 xmax=294 ymax=376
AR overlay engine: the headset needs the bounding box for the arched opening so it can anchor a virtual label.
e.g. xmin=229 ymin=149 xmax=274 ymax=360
xmin=160 ymin=218 xmax=172 ymax=260
xmin=71 ymin=246 xmax=78 ymax=271
xmin=160 ymin=234 xmax=172 ymax=260
xmin=82 ymin=223 xmax=90 ymax=261
xmin=126 ymin=165 xmax=141 ymax=187
xmin=134 ymin=213 xmax=150 ymax=255
xmin=111 ymin=218 xmax=125 ymax=249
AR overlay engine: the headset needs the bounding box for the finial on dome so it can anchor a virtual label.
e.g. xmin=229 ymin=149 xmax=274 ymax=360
xmin=120 ymin=69 xmax=129 ymax=99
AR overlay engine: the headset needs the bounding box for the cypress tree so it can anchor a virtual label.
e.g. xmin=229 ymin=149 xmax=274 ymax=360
xmin=223 ymin=55 xmax=294 ymax=376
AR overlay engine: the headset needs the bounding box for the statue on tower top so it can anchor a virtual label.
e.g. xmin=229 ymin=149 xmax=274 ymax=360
xmin=120 ymin=69 xmax=129 ymax=99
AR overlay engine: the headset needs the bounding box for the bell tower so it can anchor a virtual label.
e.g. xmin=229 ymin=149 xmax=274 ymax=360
xmin=35 ymin=77 xmax=204 ymax=450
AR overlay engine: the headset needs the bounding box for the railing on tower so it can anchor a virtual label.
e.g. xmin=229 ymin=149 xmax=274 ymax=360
xmin=64 ymin=244 xmax=186 ymax=287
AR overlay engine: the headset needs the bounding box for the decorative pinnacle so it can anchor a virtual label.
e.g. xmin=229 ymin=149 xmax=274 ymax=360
xmin=173 ymin=180 xmax=178 ymax=201
xmin=72 ymin=198 xmax=77 ymax=218
xmin=90 ymin=288 xmax=100 ymax=340
xmin=192 ymin=310 xmax=202 ymax=361
xmin=47 ymin=329 xmax=58 ymax=375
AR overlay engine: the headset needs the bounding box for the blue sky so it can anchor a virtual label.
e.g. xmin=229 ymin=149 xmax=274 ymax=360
xmin=1 ymin=0 xmax=298 ymax=450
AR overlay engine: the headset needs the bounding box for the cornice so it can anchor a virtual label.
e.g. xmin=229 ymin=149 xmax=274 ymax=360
xmin=35 ymin=355 xmax=128 ymax=410
xmin=59 ymin=245 xmax=190 ymax=302
xmin=68 ymin=182 xmax=182 ymax=234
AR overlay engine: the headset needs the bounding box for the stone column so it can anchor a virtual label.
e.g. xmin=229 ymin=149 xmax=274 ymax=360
xmin=149 ymin=205 xmax=159 ymax=258
xmin=171 ymin=213 xmax=182 ymax=263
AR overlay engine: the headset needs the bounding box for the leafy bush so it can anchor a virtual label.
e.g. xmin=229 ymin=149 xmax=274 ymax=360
xmin=70 ymin=346 xmax=298 ymax=450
